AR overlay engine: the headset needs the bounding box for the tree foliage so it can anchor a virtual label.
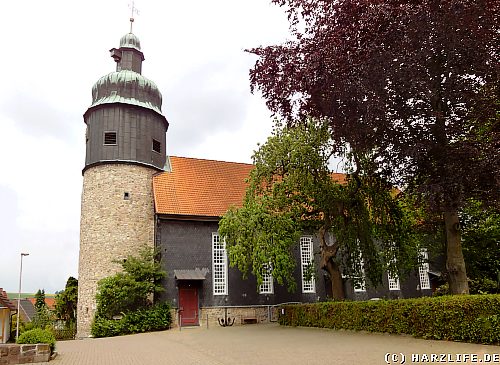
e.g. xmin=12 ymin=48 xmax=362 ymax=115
xmin=248 ymin=0 xmax=499 ymax=294
xmin=95 ymin=247 xmax=165 ymax=319
xmin=34 ymin=289 xmax=46 ymax=313
xmin=31 ymin=289 xmax=54 ymax=330
xmin=54 ymin=277 xmax=78 ymax=324
xmin=461 ymin=201 xmax=500 ymax=293
xmin=219 ymin=119 xmax=419 ymax=299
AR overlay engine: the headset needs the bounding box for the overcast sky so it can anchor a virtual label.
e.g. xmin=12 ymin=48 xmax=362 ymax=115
xmin=0 ymin=0 xmax=291 ymax=294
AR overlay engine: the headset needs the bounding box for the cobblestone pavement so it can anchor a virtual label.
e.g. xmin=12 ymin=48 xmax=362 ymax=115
xmin=41 ymin=324 xmax=499 ymax=365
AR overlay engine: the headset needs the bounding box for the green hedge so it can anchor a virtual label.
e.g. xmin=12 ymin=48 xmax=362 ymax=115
xmin=279 ymin=295 xmax=500 ymax=344
xmin=17 ymin=328 xmax=56 ymax=353
xmin=91 ymin=302 xmax=172 ymax=338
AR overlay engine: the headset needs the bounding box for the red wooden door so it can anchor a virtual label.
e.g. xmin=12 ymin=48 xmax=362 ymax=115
xmin=179 ymin=285 xmax=198 ymax=326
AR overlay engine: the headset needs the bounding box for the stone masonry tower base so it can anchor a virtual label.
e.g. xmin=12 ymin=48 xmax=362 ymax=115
xmin=77 ymin=164 xmax=156 ymax=337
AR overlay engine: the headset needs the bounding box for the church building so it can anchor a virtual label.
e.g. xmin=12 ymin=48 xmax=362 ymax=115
xmin=77 ymin=30 xmax=434 ymax=338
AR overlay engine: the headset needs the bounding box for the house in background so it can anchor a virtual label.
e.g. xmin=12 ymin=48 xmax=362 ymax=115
xmin=26 ymin=297 xmax=56 ymax=311
xmin=10 ymin=299 xmax=36 ymax=325
xmin=0 ymin=289 xmax=16 ymax=343
xmin=6 ymin=292 xmax=55 ymax=324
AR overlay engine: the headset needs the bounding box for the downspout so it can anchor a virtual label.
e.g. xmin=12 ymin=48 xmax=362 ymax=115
xmin=153 ymin=214 xmax=160 ymax=305
xmin=10 ymin=310 xmax=17 ymax=342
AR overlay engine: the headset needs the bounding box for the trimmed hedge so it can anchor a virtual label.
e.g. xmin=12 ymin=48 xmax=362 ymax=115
xmin=91 ymin=302 xmax=172 ymax=338
xmin=279 ymin=295 xmax=500 ymax=344
xmin=17 ymin=328 xmax=56 ymax=353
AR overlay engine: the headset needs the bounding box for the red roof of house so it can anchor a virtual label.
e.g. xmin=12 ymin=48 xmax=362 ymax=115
xmin=27 ymin=297 xmax=56 ymax=310
xmin=0 ymin=289 xmax=16 ymax=311
xmin=153 ymin=156 xmax=348 ymax=218
xmin=153 ymin=156 xmax=254 ymax=217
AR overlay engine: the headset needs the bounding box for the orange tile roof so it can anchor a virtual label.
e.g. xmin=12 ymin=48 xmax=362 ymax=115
xmin=153 ymin=156 xmax=254 ymax=217
xmin=27 ymin=297 xmax=56 ymax=309
xmin=153 ymin=156 xmax=348 ymax=218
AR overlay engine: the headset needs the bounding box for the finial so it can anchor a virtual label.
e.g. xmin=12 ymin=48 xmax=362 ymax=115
xmin=128 ymin=1 xmax=140 ymax=33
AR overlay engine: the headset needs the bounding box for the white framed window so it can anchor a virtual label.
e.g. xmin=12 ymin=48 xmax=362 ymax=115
xmin=212 ymin=233 xmax=228 ymax=295
xmin=259 ymin=264 xmax=274 ymax=294
xmin=353 ymin=258 xmax=366 ymax=292
xmin=387 ymin=256 xmax=400 ymax=291
xmin=388 ymin=272 xmax=400 ymax=291
xmin=418 ymin=248 xmax=431 ymax=290
xmin=300 ymin=236 xmax=316 ymax=293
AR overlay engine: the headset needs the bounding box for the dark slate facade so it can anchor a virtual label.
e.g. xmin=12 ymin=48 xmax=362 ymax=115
xmin=156 ymin=218 xmax=327 ymax=309
xmin=156 ymin=217 xmax=436 ymax=311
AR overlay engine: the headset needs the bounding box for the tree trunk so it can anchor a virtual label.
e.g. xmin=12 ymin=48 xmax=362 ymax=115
xmin=318 ymin=225 xmax=345 ymax=300
xmin=325 ymin=258 xmax=345 ymax=300
xmin=444 ymin=209 xmax=469 ymax=294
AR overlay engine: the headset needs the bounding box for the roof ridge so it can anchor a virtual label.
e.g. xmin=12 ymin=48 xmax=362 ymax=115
xmin=168 ymin=155 xmax=254 ymax=167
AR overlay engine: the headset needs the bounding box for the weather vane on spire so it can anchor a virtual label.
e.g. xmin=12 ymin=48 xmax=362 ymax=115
xmin=128 ymin=1 xmax=140 ymax=33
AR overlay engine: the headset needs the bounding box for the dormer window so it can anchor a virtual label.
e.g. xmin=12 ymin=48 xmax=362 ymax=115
xmin=104 ymin=132 xmax=117 ymax=145
xmin=152 ymin=139 xmax=161 ymax=153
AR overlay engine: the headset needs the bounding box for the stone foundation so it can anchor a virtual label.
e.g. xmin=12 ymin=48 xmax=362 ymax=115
xmin=0 ymin=344 xmax=50 ymax=364
xmin=171 ymin=306 xmax=279 ymax=328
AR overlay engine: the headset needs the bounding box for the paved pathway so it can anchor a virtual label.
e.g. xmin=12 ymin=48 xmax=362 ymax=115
xmin=43 ymin=324 xmax=498 ymax=365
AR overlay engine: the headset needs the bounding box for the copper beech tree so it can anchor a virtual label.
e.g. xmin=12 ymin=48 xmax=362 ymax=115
xmin=248 ymin=0 xmax=499 ymax=294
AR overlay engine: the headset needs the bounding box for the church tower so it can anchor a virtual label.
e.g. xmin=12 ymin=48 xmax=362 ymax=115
xmin=77 ymin=30 xmax=168 ymax=337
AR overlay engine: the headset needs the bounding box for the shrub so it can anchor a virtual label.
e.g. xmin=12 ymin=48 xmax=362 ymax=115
xmin=17 ymin=328 xmax=56 ymax=353
xmin=279 ymin=295 xmax=500 ymax=344
xmin=91 ymin=302 xmax=172 ymax=338
xmin=95 ymin=247 xmax=165 ymax=319
xmin=435 ymin=279 xmax=499 ymax=296
xmin=469 ymin=278 xmax=499 ymax=294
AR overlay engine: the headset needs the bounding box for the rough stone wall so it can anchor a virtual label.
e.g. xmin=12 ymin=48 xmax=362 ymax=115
xmin=0 ymin=344 xmax=50 ymax=364
xmin=77 ymin=164 xmax=156 ymax=338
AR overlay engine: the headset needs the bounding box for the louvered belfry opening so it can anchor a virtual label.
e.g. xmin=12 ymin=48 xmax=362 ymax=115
xmin=103 ymin=131 xmax=117 ymax=145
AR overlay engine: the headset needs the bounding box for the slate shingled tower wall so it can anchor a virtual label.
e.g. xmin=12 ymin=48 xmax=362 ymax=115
xmin=77 ymin=32 xmax=168 ymax=338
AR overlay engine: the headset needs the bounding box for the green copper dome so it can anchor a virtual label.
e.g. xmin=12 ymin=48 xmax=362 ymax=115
xmin=120 ymin=33 xmax=141 ymax=51
xmin=90 ymin=70 xmax=163 ymax=115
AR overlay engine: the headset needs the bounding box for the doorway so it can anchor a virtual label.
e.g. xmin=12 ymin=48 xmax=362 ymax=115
xmin=178 ymin=283 xmax=199 ymax=326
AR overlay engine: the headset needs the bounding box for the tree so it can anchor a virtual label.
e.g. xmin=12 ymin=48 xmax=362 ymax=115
xmin=54 ymin=277 xmax=78 ymax=324
xmin=32 ymin=289 xmax=54 ymax=330
xmin=248 ymin=0 xmax=499 ymax=294
xmin=219 ymin=119 xmax=418 ymax=299
xmin=34 ymin=289 xmax=46 ymax=313
xmin=95 ymin=247 xmax=165 ymax=319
